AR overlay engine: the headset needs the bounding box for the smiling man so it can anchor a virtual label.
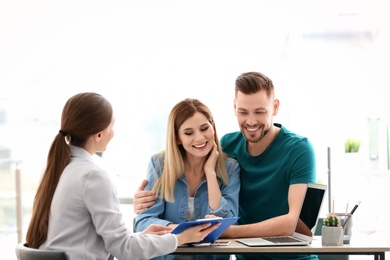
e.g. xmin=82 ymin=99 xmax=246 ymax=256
xmin=219 ymin=71 xmax=317 ymax=260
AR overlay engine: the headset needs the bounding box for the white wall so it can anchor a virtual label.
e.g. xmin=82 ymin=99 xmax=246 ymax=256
xmin=1 ymin=1 xmax=390 ymax=254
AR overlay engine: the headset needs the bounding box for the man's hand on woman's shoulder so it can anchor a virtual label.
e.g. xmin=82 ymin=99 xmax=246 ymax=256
xmin=133 ymin=179 xmax=157 ymax=214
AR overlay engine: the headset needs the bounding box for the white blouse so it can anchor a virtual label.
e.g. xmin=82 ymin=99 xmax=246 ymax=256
xmin=40 ymin=145 xmax=177 ymax=260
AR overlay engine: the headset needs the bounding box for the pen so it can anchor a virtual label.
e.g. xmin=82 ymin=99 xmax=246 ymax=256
xmin=332 ymin=196 xmax=335 ymax=214
xmin=342 ymin=201 xmax=361 ymax=228
xmin=344 ymin=199 xmax=349 ymax=218
xmin=349 ymin=201 xmax=361 ymax=215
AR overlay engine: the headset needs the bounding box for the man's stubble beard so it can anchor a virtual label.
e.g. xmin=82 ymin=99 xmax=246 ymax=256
xmin=243 ymin=126 xmax=270 ymax=144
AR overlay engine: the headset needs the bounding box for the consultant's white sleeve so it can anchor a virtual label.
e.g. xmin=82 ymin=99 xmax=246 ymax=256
xmin=85 ymin=168 xmax=178 ymax=259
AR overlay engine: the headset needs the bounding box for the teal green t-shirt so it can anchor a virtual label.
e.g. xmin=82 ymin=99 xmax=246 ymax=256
xmin=220 ymin=123 xmax=317 ymax=260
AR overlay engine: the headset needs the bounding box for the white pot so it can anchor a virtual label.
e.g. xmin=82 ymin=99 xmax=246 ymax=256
xmin=321 ymin=226 xmax=343 ymax=246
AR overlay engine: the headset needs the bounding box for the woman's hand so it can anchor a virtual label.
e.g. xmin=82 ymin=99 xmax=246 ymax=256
xmin=203 ymin=142 xmax=222 ymax=210
xmin=141 ymin=224 xmax=173 ymax=236
xmin=203 ymin=214 xmax=218 ymax=219
xmin=167 ymin=223 xmax=178 ymax=229
xmin=176 ymin=222 xmax=221 ymax=246
xmin=204 ymin=142 xmax=218 ymax=178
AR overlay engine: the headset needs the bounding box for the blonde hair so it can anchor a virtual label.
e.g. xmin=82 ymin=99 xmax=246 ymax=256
xmin=153 ymin=98 xmax=228 ymax=202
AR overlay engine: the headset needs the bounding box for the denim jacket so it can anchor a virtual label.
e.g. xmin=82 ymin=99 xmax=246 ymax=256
xmin=134 ymin=155 xmax=240 ymax=232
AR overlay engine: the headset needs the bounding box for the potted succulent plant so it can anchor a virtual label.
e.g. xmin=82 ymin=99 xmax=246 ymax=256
xmin=321 ymin=214 xmax=343 ymax=246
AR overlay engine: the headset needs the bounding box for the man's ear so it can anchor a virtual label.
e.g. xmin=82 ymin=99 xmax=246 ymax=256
xmin=273 ymin=99 xmax=280 ymax=116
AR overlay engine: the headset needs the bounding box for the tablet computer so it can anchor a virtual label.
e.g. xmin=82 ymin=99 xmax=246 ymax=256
xmin=171 ymin=217 xmax=239 ymax=244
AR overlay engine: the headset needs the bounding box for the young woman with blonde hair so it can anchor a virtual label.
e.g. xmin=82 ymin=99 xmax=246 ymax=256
xmin=134 ymin=98 xmax=240 ymax=259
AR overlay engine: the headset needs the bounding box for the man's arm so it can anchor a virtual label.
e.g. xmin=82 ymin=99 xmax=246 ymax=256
xmin=133 ymin=179 xmax=157 ymax=215
xmin=221 ymin=183 xmax=307 ymax=238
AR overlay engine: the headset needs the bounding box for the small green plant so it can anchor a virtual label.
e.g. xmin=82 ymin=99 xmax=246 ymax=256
xmin=345 ymin=139 xmax=360 ymax=153
xmin=324 ymin=214 xmax=341 ymax=227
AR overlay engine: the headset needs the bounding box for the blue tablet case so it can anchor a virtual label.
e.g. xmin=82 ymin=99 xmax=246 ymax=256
xmin=171 ymin=217 xmax=239 ymax=244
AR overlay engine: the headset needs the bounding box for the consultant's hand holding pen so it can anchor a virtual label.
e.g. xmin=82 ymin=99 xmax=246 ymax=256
xmin=342 ymin=201 xmax=361 ymax=228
